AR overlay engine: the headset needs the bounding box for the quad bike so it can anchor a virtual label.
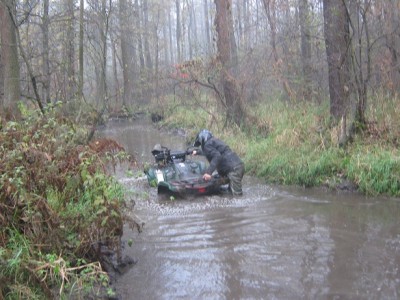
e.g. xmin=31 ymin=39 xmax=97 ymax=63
xmin=144 ymin=144 xmax=228 ymax=197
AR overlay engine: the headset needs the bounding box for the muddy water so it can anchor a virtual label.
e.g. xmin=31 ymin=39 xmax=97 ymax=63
xmin=100 ymin=119 xmax=400 ymax=299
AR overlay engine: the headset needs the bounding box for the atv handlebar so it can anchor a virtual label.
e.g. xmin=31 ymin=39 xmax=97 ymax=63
xmin=185 ymin=146 xmax=199 ymax=156
xmin=152 ymin=145 xmax=200 ymax=163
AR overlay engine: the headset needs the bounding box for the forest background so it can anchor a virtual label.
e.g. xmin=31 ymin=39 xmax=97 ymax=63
xmin=0 ymin=0 xmax=400 ymax=298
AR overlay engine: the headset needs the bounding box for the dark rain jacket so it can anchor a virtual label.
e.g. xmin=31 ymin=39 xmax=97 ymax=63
xmin=198 ymin=137 xmax=243 ymax=177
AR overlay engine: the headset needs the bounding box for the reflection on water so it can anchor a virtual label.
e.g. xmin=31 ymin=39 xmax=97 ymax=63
xmin=100 ymin=119 xmax=400 ymax=299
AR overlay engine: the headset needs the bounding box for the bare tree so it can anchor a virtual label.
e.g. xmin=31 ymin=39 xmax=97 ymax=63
xmin=0 ymin=0 xmax=21 ymax=120
xmin=299 ymin=0 xmax=312 ymax=100
xmin=175 ymin=0 xmax=182 ymax=61
xmin=119 ymin=0 xmax=135 ymax=107
xmin=0 ymin=48 xmax=3 ymax=107
xmin=143 ymin=0 xmax=152 ymax=71
xmin=78 ymin=0 xmax=84 ymax=101
xmin=42 ymin=0 xmax=50 ymax=104
xmin=134 ymin=0 xmax=144 ymax=70
xmin=168 ymin=9 xmax=174 ymax=63
xmin=65 ymin=0 xmax=75 ymax=101
xmin=110 ymin=23 xmax=120 ymax=107
xmin=2 ymin=0 xmax=398 ymax=129
xmin=348 ymin=0 xmax=372 ymax=126
xmin=203 ymin=0 xmax=211 ymax=54
xmin=323 ymin=0 xmax=351 ymax=123
xmin=262 ymin=0 xmax=293 ymax=99
xmin=91 ymin=0 xmax=111 ymax=106
xmin=162 ymin=11 xmax=169 ymax=66
xmin=383 ymin=0 xmax=400 ymax=92
xmin=214 ymin=0 xmax=243 ymax=126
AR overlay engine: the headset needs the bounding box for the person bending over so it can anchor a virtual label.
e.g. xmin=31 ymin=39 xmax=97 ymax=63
xmin=192 ymin=129 xmax=245 ymax=196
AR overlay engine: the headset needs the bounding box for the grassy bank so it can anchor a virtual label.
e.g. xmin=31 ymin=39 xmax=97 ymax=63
xmin=158 ymin=93 xmax=400 ymax=197
xmin=0 ymin=105 xmax=137 ymax=299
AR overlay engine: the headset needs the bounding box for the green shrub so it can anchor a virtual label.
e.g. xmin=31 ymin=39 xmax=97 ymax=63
xmin=346 ymin=146 xmax=400 ymax=196
xmin=0 ymin=106 xmax=134 ymax=298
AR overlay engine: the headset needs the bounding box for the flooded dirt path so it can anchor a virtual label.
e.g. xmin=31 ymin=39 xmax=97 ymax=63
xmin=100 ymin=119 xmax=400 ymax=299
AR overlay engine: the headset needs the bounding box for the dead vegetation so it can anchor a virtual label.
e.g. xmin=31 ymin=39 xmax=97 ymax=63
xmin=0 ymin=112 xmax=140 ymax=298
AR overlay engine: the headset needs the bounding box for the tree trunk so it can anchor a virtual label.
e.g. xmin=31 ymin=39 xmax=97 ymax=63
xmin=242 ymin=0 xmax=249 ymax=50
xmin=119 ymin=0 xmax=134 ymax=107
xmin=264 ymin=0 xmax=277 ymax=60
xmin=78 ymin=0 xmax=84 ymax=101
xmin=143 ymin=0 xmax=152 ymax=70
xmin=175 ymin=0 xmax=181 ymax=61
xmin=133 ymin=0 xmax=144 ymax=101
xmin=203 ymin=0 xmax=211 ymax=54
xmin=383 ymin=0 xmax=400 ymax=92
xmin=163 ymin=14 xmax=169 ymax=66
xmin=188 ymin=0 xmax=193 ymax=59
xmin=262 ymin=0 xmax=293 ymax=100
xmin=155 ymin=8 xmax=160 ymax=99
xmin=214 ymin=0 xmax=244 ymax=126
xmin=323 ymin=0 xmax=351 ymax=123
xmin=95 ymin=0 xmax=109 ymax=105
xmin=13 ymin=6 xmax=44 ymax=114
xmin=299 ymin=0 xmax=312 ymax=100
xmin=135 ymin=0 xmax=145 ymax=71
xmin=0 ymin=0 xmax=21 ymax=120
xmin=349 ymin=0 xmax=371 ymax=126
xmin=168 ymin=10 xmax=174 ymax=63
xmin=188 ymin=0 xmax=198 ymax=59
xmin=0 ymin=48 xmax=3 ymax=107
xmin=226 ymin=0 xmax=238 ymax=67
xmin=65 ymin=0 xmax=75 ymax=101
xmin=111 ymin=30 xmax=120 ymax=107
xmin=42 ymin=0 xmax=51 ymax=104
